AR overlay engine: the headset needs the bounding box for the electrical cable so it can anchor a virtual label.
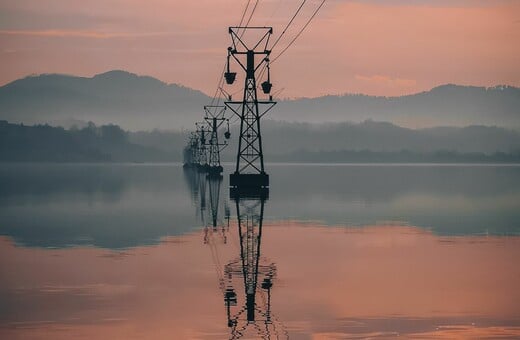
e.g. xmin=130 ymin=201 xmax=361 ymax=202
xmin=255 ymin=0 xmax=308 ymax=81
xmin=256 ymin=0 xmax=325 ymax=82
xmin=211 ymin=0 xmax=259 ymax=114
xmin=238 ymin=0 xmax=252 ymax=28
xmin=270 ymin=0 xmax=307 ymax=50
xmin=271 ymin=0 xmax=326 ymax=64
xmin=240 ymin=0 xmax=260 ymax=38
xmin=210 ymin=63 xmax=227 ymax=106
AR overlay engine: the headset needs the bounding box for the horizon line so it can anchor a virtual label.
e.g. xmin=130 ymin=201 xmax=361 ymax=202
xmin=2 ymin=69 xmax=518 ymax=100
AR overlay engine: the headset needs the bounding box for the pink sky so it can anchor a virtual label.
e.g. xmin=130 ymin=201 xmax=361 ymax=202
xmin=0 ymin=0 xmax=519 ymax=97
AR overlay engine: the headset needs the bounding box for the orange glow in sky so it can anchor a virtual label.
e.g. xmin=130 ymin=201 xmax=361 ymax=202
xmin=0 ymin=0 xmax=519 ymax=97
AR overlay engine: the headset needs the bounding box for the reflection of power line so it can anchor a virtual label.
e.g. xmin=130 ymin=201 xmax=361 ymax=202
xmin=188 ymin=148 xmax=286 ymax=339
xmin=182 ymin=165 xmax=202 ymax=218
xmin=201 ymin=174 xmax=229 ymax=297
xmin=224 ymin=194 xmax=287 ymax=339
xmin=208 ymin=176 xmax=223 ymax=232
xmin=198 ymin=170 xmax=207 ymax=221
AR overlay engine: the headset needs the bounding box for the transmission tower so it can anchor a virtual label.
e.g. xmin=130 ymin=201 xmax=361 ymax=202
xmin=183 ymin=132 xmax=200 ymax=168
xmin=204 ymin=105 xmax=229 ymax=178
xmin=224 ymin=27 xmax=276 ymax=195
xmin=195 ymin=122 xmax=209 ymax=171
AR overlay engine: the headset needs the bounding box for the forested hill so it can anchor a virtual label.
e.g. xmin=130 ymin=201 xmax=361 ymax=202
xmin=2 ymin=120 xmax=520 ymax=163
xmin=0 ymin=121 xmax=175 ymax=162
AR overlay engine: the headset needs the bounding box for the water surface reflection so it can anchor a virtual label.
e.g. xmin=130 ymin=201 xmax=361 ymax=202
xmin=0 ymin=224 xmax=519 ymax=338
xmin=0 ymin=163 xmax=519 ymax=338
xmin=1 ymin=163 xmax=518 ymax=250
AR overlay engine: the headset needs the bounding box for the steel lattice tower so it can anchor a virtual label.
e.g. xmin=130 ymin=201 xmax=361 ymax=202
xmin=224 ymin=27 xmax=276 ymax=193
xmin=196 ymin=123 xmax=208 ymax=170
xmin=189 ymin=133 xmax=200 ymax=167
xmin=204 ymin=105 xmax=228 ymax=177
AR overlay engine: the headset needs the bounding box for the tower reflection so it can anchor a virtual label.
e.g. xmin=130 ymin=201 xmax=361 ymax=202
xmin=182 ymin=167 xmax=286 ymax=339
xmin=204 ymin=174 xmax=228 ymax=245
xmin=224 ymin=193 xmax=285 ymax=339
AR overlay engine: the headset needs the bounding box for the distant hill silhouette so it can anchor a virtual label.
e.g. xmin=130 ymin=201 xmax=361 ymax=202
xmin=0 ymin=71 xmax=518 ymax=130
xmin=276 ymin=84 xmax=520 ymax=128
xmin=0 ymin=71 xmax=209 ymax=131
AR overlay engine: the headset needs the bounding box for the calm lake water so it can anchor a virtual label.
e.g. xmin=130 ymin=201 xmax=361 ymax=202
xmin=0 ymin=163 xmax=519 ymax=339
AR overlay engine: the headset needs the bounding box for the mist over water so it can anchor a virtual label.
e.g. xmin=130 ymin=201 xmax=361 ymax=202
xmin=0 ymin=163 xmax=518 ymax=248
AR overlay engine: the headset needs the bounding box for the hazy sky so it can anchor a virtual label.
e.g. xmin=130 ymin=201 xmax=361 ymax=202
xmin=0 ymin=0 xmax=519 ymax=97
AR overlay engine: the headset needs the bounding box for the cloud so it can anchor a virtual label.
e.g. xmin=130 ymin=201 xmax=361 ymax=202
xmin=0 ymin=0 xmax=518 ymax=97
xmin=0 ymin=30 xmax=181 ymax=39
xmin=328 ymin=0 xmax=518 ymax=7
xmin=355 ymin=75 xmax=417 ymax=88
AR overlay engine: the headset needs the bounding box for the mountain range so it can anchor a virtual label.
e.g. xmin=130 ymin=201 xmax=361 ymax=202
xmin=0 ymin=71 xmax=208 ymax=131
xmin=1 ymin=70 xmax=518 ymax=130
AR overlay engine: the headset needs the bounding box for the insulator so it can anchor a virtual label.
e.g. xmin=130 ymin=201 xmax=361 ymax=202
xmin=261 ymin=278 xmax=273 ymax=289
xmin=261 ymin=81 xmax=272 ymax=94
xmin=261 ymin=58 xmax=272 ymax=94
xmin=224 ymin=120 xmax=231 ymax=139
xmin=225 ymin=48 xmax=236 ymax=84
xmin=225 ymin=72 xmax=236 ymax=85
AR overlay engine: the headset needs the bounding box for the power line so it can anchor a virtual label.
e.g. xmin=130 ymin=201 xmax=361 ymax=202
xmin=252 ymin=0 xmax=325 ymax=104
xmin=240 ymin=0 xmax=260 ymax=38
xmin=210 ymin=63 xmax=227 ymax=106
xmin=271 ymin=0 xmax=326 ymax=64
xmin=225 ymin=1 xmax=262 ymax=120
xmin=255 ymin=0 xmax=309 ymax=86
xmin=211 ymin=0 xmax=258 ymax=110
xmin=224 ymin=0 xmax=327 ymax=124
xmin=238 ymin=0 xmax=252 ymax=27
xmin=205 ymin=0 xmax=324 ymax=123
xmin=270 ymin=0 xmax=307 ymax=50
